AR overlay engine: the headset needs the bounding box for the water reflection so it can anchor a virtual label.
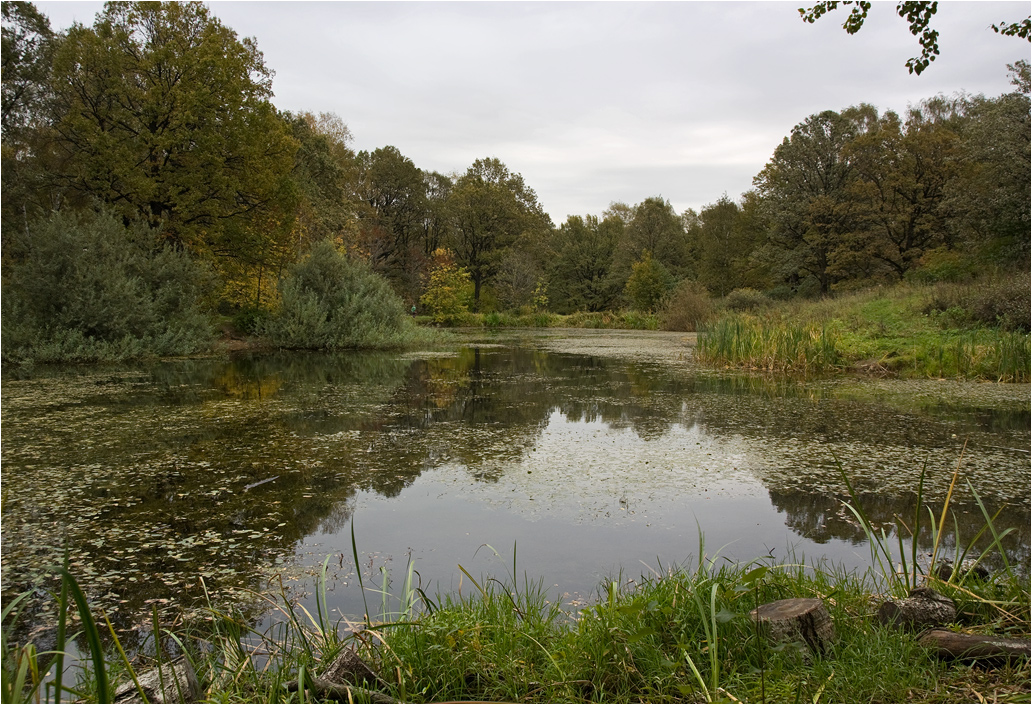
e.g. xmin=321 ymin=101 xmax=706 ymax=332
xmin=2 ymin=336 xmax=1028 ymax=642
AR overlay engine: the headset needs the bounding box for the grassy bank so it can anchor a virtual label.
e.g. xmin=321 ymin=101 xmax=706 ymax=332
xmin=5 ymin=508 xmax=1028 ymax=703
xmin=696 ymin=275 xmax=1031 ymax=381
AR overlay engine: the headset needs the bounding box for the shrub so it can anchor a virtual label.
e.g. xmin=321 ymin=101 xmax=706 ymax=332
xmin=1 ymin=207 xmax=214 ymax=364
xmin=659 ymin=280 xmax=716 ymax=332
xmin=263 ymin=239 xmax=423 ymax=349
xmin=723 ymin=287 xmax=770 ymax=313
xmin=624 ymin=252 xmax=673 ymax=313
xmin=925 ymin=272 xmax=1031 ymax=332
xmin=906 ymin=248 xmax=978 ymax=283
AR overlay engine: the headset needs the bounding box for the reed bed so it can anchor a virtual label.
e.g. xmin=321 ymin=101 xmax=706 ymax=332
xmin=696 ymin=314 xmax=841 ymax=374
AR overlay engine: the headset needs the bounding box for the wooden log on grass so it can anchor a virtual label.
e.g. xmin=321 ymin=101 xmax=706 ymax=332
xmin=877 ymin=587 xmax=955 ymax=631
xmin=749 ymin=598 xmax=835 ymax=657
xmin=918 ymin=629 xmax=1031 ymax=661
xmin=112 ymin=656 xmax=201 ymax=704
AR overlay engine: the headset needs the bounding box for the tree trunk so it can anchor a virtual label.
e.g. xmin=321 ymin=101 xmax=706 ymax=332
xmin=918 ymin=629 xmax=1031 ymax=661
xmin=750 ymin=598 xmax=836 ymax=657
xmin=113 ymin=657 xmax=201 ymax=704
xmin=877 ymin=587 xmax=955 ymax=631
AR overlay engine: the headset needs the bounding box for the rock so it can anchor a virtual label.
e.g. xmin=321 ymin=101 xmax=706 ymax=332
xmin=750 ymin=597 xmax=836 ymax=657
xmin=877 ymin=587 xmax=956 ymax=630
xmin=112 ymin=656 xmax=201 ymax=704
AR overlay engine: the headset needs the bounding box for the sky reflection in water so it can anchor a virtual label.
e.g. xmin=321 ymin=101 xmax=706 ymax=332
xmin=2 ymin=332 xmax=1028 ymax=635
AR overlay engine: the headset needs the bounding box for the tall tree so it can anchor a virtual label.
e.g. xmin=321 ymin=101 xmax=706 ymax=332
xmin=448 ymin=157 xmax=551 ymax=308
xmin=949 ymin=61 xmax=1031 ymax=264
xmin=48 ymin=2 xmax=297 ymax=257
xmin=1 ymin=1 xmax=55 ymax=141
xmin=287 ymin=111 xmax=358 ymax=248
xmin=1 ymin=1 xmax=60 ymax=241
xmin=692 ymin=195 xmax=744 ymax=296
xmin=753 ymin=107 xmax=871 ymax=293
xmin=546 ymin=214 xmax=622 ymax=313
xmin=354 ymin=145 xmax=428 ymax=296
xmin=847 ymin=100 xmax=960 ymax=279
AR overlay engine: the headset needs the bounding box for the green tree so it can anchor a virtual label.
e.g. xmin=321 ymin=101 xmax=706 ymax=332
xmin=624 ymin=251 xmax=673 ymax=312
xmin=691 ymin=194 xmax=749 ymax=296
xmin=420 ymin=170 xmax=454 ymax=257
xmin=753 ymin=107 xmax=871 ymax=294
xmin=354 ymin=145 xmax=429 ymax=297
xmin=617 ymin=196 xmax=689 ymax=279
xmin=546 ymin=214 xmax=622 ymax=313
xmin=48 ymin=2 xmax=297 ymax=257
xmin=846 ymin=100 xmax=960 ymax=279
xmin=949 ymin=62 xmax=1031 ymax=264
xmin=287 ymin=111 xmax=358 ymax=248
xmin=448 ymin=157 xmax=551 ymax=309
xmin=1 ymin=1 xmax=55 ymax=141
xmin=799 ymin=1 xmax=1030 ymax=75
xmin=420 ymin=247 xmax=472 ymax=324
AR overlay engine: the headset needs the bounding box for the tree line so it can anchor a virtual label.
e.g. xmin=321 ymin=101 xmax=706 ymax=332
xmin=2 ymin=2 xmax=1029 ymax=354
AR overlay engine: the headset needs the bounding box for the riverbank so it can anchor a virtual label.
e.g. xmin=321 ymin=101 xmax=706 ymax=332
xmin=6 ymin=552 xmax=1028 ymax=703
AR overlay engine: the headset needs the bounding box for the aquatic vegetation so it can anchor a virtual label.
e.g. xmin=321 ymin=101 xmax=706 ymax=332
xmin=696 ymin=314 xmax=842 ymax=374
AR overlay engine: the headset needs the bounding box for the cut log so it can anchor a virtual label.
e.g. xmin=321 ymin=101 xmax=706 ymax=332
xmin=321 ymin=646 xmax=389 ymax=690
xmin=877 ymin=587 xmax=955 ymax=630
xmin=112 ymin=657 xmax=202 ymax=704
xmin=918 ymin=629 xmax=1031 ymax=661
xmin=749 ymin=598 xmax=835 ymax=657
xmin=283 ymin=678 xmax=397 ymax=704
xmin=933 ymin=558 xmax=990 ymax=582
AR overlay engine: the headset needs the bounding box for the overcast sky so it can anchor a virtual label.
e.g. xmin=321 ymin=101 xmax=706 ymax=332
xmin=34 ymin=1 xmax=1031 ymax=224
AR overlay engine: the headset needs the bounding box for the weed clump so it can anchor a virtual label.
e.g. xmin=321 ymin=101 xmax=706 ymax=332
xmin=659 ymin=280 xmax=716 ymax=332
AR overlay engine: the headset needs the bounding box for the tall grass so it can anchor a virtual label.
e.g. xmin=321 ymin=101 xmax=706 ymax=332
xmin=697 ymin=314 xmax=841 ymax=374
xmin=4 ymin=511 xmax=1028 ymax=703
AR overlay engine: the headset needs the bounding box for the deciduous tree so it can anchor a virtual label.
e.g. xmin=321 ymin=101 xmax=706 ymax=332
xmin=448 ymin=157 xmax=551 ymax=309
xmin=48 ymin=2 xmax=297 ymax=258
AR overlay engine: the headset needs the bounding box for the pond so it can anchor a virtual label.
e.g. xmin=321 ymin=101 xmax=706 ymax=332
xmin=2 ymin=330 xmax=1029 ymax=643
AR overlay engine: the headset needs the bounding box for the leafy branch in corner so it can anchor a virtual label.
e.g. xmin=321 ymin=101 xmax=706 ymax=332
xmin=799 ymin=1 xmax=1030 ymax=76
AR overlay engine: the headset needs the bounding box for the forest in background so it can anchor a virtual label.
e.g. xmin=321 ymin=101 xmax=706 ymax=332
xmin=2 ymin=1 xmax=1029 ymax=362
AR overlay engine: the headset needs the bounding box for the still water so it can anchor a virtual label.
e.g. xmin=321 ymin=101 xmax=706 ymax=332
xmin=2 ymin=330 xmax=1029 ymax=638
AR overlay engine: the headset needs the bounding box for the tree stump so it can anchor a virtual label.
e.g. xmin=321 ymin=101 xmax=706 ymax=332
xmin=918 ymin=629 xmax=1032 ymax=661
xmin=113 ymin=657 xmax=201 ymax=704
xmin=877 ymin=587 xmax=955 ymax=630
xmin=750 ymin=598 xmax=835 ymax=657
xmin=321 ymin=646 xmax=388 ymax=690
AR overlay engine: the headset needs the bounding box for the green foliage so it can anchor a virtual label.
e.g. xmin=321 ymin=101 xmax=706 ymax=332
xmin=1 ymin=207 xmax=214 ymax=364
xmin=420 ymin=248 xmax=474 ymax=325
xmin=624 ymin=252 xmax=673 ymax=313
xmin=448 ymin=157 xmax=552 ymax=308
xmin=799 ymin=2 xmax=1030 ymax=75
xmin=48 ymin=1 xmax=297 ymax=254
xmin=264 ymin=239 xmax=424 ymax=350
xmin=698 ymin=314 xmax=841 ymax=374
xmin=1 ymin=0 xmax=55 ymax=141
xmin=547 ymin=215 xmax=622 ymax=313
xmin=924 ymin=272 xmax=1031 ymax=333
xmin=659 ymin=280 xmax=716 ymax=332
